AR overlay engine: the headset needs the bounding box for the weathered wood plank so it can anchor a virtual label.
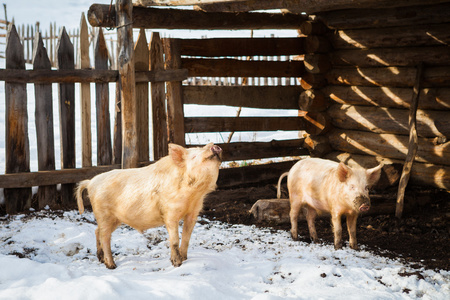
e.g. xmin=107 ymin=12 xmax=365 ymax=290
xmin=113 ymin=81 xmax=122 ymax=164
xmin=328 ymin=23 xmax=450 ymax=50
xmin=57 ymin=27 xmax=76 ymax=208
xmin=164 ymin=38 xmax=185 ymax=146
xmin=328 ymin=104 xmax=450 ymax=138
xmin=324 ymin=86 xmax=450 ymax=110
xmin=134 ymin=28 xmax=149 ymax=162
xmin=330 ymin=46 xmax=450 ymax=68
xmin=88 ymin=4 xmax=307 ymax=29
xmin=94 ymin=28 xmax=112 ymax=165
xmin=178 ymin=38 xmax=305 ymax=56
xmin=181 ymin=58 xmax=305 ymax=77
xmin=328 ymin=129 xmax=450 ymax=167
xmin=183 ymin=86 xmax=303 ymax=109
xmin=33 ymin=32 xmax=57 ymax=210
xmin=316 ymin=2 xmax=450 ymax=29
xmin=190 ymin=139 xmax=308 ymax=161
xmin=117 ymin=0 xmax=139 ymax=168
xmin=150 ymin=32 xmax=168 ymax=159
xmin=79 ymin=12 xmax=92 ymax=168
xmin=4 ymin=24 xmax=32 ymax=213
xmin=0 ymin=68 xmax=188 ymax=83
xmin=185 ymin=117 xmax=305 ymax=133
xmin=325 ymin=66 xmax=450 ymax=88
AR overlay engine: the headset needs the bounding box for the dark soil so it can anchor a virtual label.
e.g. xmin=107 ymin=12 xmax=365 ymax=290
xmin=202 ymin=184 xmax=450 ymax=271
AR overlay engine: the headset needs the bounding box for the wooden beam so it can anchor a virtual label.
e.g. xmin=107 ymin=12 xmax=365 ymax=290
xmin=164 ymin=38 xmax=186 ymax=146
xmin=134 ymin=0 xmax=247 ymax=6
xmin=326 ymin=66 xmax=450 ymax=88
xmin=330 ymin=46 xmax=450 ymax=68
xmin=183 ymin=86 xmax=303 ymax=109
xmin=190 ymin=139 xmax=308 ymax=161
xmin=181 ymin=58 xmax=305 ymax=77
xmin=196 ymin=0 xmax=448 ymax=14
xmin=328 ymin=23 xmax=450 ymax=50
xmin=88 ymin=4 xmax=307 ymax=29
xmin=328 ymin=129 xmax=450 ymax=167
xmin=185 ymin=116 xmax=305 ymax=133
xmin=0 ymin=68 xmax=187 ymax=83
xmin=324 ymin=86 xmax=450 ymax=111
xmin=316 ymin=2 xmax=450 ymax=29
xmin=150 ymin=32 xmax=168 ymax=159
xmin=328 ymin=104 xmax=450 ymax=138
xmin=178 ymin=38 xmax=306 ymax=57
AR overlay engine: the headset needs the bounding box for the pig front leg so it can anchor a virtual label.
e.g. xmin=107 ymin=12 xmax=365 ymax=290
xmin=331 ymin=212 xmax=343 ymax=250
xmin=346 ymin=213 xmax=359 ymax=250
xmin=165 ymin=219 xmax=183 ymax=267
xmin=180 ymin=213 xmax=197 ymax=261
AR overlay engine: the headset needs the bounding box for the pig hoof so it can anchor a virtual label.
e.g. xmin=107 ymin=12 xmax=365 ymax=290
xmin=334 ymin=244 xmax=342 ymax=250
xmin=105 ymin=262 xmax=117 ymax=269
xmin=350 ymin=244 xmax=359 ymax=250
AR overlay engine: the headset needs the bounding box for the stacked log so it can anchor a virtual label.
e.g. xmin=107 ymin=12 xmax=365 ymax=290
xmin=298 ymin=20 xmax=332 ymax=153
xmin=313 ymin=2 xmax=450 ymax=190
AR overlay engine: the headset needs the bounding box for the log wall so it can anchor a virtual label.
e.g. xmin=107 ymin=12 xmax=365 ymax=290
xmin=303 ymin=2 xmax=450 ymax=190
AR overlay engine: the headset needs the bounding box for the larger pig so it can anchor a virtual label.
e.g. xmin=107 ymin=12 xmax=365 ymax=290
xmin=277 ymin=158 xmax=382 ymax=250
xmin=75 ymin=143 xmax=222 ymax=269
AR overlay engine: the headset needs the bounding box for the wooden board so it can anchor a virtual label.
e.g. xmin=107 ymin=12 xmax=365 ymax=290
xmin=183 ymin=85 xmax=302 ymax=109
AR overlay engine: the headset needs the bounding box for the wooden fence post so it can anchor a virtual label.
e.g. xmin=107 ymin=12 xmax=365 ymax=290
xmin=57 ymin=27 xmax=76 ymax=208
xmin=4 ymin=24 xmax=32 ymax=213
xmin=134 ymin=28 xmax=149 ymax=162
xmin=164 ymin=38 xmax=185 ymax=146
xmin=116 ymin=0 xmax=138 ymax=168
xmin=78 ymin=12 xmax=92 ymax=168
xmin=33 ymin=31 xmax=58 ymax=210
xmin=94 ymin=27 xmax=113 ymax=165
xmin=150 ymin=32 xmax=168 ymax=159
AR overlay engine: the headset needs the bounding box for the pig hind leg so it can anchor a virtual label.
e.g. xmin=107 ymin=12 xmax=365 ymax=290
xmin=289 ymin=196 xmax=303 ymax=241
xmin=97 ymin=218 xmax=121 ymax=269
xmin=304 ymin=206 xmax=319 ymax=243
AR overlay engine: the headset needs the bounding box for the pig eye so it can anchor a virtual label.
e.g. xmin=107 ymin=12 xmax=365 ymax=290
xmin=365 ymin=185 xmax=369 ymax=191
xmin=350 ymin=184 xmax=355 ymax=190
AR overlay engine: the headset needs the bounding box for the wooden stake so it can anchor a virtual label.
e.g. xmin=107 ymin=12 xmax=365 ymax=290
xmin=396 ymin=62 xmax=424 ymax=219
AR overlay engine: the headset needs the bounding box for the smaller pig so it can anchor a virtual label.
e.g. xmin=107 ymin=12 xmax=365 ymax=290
xmin=277 ymin=158 xmax=382 ymax=250
xmin=75 ymin=143 xmax=222 ymax=269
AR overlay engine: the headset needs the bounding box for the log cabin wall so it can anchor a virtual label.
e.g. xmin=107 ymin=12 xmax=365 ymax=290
xmin=301 ymin=2 xmax=450 ymax=190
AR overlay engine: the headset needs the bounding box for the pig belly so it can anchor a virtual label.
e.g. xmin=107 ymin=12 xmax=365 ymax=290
xmin=303 ymin=192 xmax=329 ymax=213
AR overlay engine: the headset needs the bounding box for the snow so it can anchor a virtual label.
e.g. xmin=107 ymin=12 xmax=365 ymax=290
xmin=1 ymin=210 xmax=449 ymax=300
xmin=1 ymin=1 xmax=450 ymax=299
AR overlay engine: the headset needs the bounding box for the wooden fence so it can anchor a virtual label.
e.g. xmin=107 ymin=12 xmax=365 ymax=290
xmin=0 ymin=26 xmax=312 ymax=215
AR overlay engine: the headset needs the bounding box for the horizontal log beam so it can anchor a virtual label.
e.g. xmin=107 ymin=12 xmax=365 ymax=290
xmin=185 ymin=116 xmax=305 ymax=133
xmin=0 ymin=68 xmax=188 ymax=83
xmin=329 ymin=46 xmax=450 ymax=68
xmin=324 ymin=86 xmax=450 ymax=110
xmin=183 ymin=85 xmax=303 ymax=109
xmin=325 ymin=66 xmax=450 ymax=88
xmin=190 ymin=139 xmax=308 ymax=161
xmin=328 ymin=129 xmax=450 ymax=166
xmin=88 ymin=4 xmax=307 ymax=29
xmin=181 ymin=58 xmax=305 ymax=77
xmin=316 ymin=2 xmax=450 ymax=29
xmin=178 ymin=37 xmax=305 ymax=57
xmin=328 ymin=104 xmax=450 ymax=138
xmin=328 ymin=23 xmax=450 ymax=50
xmin=326 ymin=152 xmax=450 ymax=190
xmin=217 ymin=161 xmax=297 ymax=188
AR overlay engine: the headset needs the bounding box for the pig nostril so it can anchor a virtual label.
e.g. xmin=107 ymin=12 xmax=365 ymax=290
xmin=211 ymin=145 xmax=222 ymax=154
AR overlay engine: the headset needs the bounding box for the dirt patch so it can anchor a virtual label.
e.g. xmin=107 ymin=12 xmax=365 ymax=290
xmin=203 ymin=184 xmax=450 ymax=271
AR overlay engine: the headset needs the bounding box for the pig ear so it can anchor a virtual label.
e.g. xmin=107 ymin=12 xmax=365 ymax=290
xmin=367 ymin=163 xmax=383 ymax=187
xmin=169 ymin=143 xmax=187 ymax=167
xmin=337 ymin=162 xmax=351 ymax=182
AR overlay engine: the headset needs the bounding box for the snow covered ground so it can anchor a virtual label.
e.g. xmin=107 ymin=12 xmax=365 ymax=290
xmin=0 ymin=210 xmax=448 ymax=300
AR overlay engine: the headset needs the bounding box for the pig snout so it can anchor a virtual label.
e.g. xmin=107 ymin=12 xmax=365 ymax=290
xmin=211 ymin=145 xmax=222 ymax=158
xmin=354 ymin=196 xmax=371 ymax=212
